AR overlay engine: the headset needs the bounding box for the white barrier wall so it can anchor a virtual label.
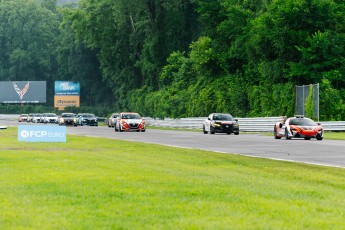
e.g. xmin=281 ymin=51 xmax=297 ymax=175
xmin=145 ymin=117 xmax=345 ymax=132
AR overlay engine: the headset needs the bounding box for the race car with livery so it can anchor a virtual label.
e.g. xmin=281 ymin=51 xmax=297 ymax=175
xmin=274 ymin=115 xmax=323 ymax=140
xmin=203 ymin=113 xmax=239 ymax=135
xmin=18 ymin=114 xmax=28 ymax=122
xmin=115 ymin=112 xmax=145 ymax=132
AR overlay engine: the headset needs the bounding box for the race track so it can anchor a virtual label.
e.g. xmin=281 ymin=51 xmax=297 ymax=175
xmin=68 ymin=126 xmax=345 ymax=168
xmin=2 ymin=116 xmax=345 ymax=168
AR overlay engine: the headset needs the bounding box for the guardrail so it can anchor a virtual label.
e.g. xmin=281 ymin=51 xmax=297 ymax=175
xmin=2 ymin=114 xmax=345 ymax=132
xmin=145 ymin=117 xmax=345 ymax=132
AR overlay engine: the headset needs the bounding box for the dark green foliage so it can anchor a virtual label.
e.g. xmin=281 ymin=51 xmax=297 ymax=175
xmin=1 ymin=0 xmax=345 ymax=120
xmin=319 ymin=79 xmax=345 ymax=120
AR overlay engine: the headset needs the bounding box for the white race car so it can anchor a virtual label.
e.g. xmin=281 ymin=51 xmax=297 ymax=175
xmin=203 ymin=113 xmax=239 ymax=135
xmin=115 ymin=112 xmax=145 ymax=132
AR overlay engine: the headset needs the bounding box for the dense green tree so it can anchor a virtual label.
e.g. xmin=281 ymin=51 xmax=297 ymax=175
xmin=62 ymin=0 xmax=200 ymax=112
xmin=0 ymin=0 xmax=58 ymax=81
xmin=1 ymin=0 xmax=345 ymax=119
xmin=0 ymin=0 xmax=59 ymax=103
xmin=56 ymin=6 xmax=114 ymax=106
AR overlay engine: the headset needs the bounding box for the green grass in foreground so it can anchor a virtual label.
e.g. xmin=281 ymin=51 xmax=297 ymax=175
xmin=1 ymin=127 xmax=345 ymax=229
xmin=324 ymin=132 xmax=345 ymax=140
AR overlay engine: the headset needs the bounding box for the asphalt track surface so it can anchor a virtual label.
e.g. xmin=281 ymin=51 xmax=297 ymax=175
xmin=1 ymin=115 xmax=345 ymax=168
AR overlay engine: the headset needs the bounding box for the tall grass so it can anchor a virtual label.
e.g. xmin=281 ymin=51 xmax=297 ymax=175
xmin=0 ymin=127 xmax=344 ymax=229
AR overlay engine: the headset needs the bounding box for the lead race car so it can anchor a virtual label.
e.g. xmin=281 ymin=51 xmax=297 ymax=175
xmin=274 ymin=115 xmax=323 ymax=140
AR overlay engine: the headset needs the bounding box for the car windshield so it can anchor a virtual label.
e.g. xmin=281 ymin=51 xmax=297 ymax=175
xmin=47 ymin=114 xmax=56 ymax=117
xmin=290 ymin=118 xmax=317 ymax=126
xmin=213 ymin=114 xmax=234 ymax=121
xmin=122 ymin=113 xmax=141 ymax=119
xmin=84 ymin=114 xmax=95 ymax=117
xmin=62 ymin=114 xmax=75 ymax=117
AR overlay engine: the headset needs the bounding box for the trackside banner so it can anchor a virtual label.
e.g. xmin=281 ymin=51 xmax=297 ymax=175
xmin=0 ymin=81 xmax=46 ymax=103
xmin=55 ymin=81 xmax=80 ymax=95
xmin=18 ymin=125 xmax=66 ymax=142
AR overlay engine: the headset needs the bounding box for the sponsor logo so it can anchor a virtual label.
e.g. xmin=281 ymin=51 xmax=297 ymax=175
xmin=18 ymin=126 xmax=66 ymax=142
xmin=13 ymin=82 xmax=30 ymax=99
xmin=59 ymin=82 xmax=76 ymax=91
xmin=20 ymin=130 xmax=64 ymax=138
xmin=57 ymin=100 xmax=77 ymax=105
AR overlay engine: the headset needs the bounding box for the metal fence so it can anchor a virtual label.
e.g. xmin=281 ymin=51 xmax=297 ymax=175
xmin=145 ymin=117 xmax=345 ymax=132
xmin=296 ymin=84 xmax=320 ymax=121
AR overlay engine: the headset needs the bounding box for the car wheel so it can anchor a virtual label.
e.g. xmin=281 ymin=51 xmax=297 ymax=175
xmin=141 ymin=130 xmax=146 ymax=132
xmin=227 ymin=132 xmax=231 ymax=135
xmin=210 ymin=125 xmax=215 ymax=134
xmin=304 ymin=137 xmax=311 ymax=140
xmin=234 ymin=132 xmax=239 ymax=135
xmin=203 ymin=125 xmax=208 ymax=134
xmin=316 ymin=137 xmax=323 ymax=140
xmin=274 ymin=127 xmax=281 ymax=139
xmin=119 ymin=125 xmax=123 ymax=132
xmin=285 ymin=128 xmax=291 ymax=140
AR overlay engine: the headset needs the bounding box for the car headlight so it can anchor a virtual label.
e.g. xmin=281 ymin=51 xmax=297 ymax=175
xmin=212 ymin=122 xmax=221 ymax=127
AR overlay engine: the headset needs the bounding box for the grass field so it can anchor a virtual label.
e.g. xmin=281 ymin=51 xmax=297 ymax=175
xmin=324 ymin=131 xmax=345 ymax=140
xmin=1 ymin=127 xmax=345 ymax=229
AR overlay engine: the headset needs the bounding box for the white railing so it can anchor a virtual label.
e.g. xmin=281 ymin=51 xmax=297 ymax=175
xmin=2 ymin=114 xmax=345 ymax=132
xmin=145 ymin=117 xmax=345 ymax=132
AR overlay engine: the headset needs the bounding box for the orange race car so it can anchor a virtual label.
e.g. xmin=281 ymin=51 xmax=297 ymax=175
xmin=274 ymin=115 xmax=323 ymax=140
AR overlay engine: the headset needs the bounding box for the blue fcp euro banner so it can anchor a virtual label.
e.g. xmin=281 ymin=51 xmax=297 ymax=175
xmin=18 ymin=125 xmax=66 ymax=142
xmin=54 ymin=81 xmax=80 ymax=95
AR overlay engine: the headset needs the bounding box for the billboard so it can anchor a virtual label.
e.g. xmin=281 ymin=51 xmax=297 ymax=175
xmin=54 ymin=95 xmax=80 ymax=109
xmin=54 ymin=81 xmax=80 ymax=109
xmin=55 ymin=81 xmax=80 ymax=95
xmin=0 ymin=81 xmax=46 ymax=103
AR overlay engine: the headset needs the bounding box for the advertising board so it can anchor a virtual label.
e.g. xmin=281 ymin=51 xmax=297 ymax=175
xmin=18 ymin=125 xmax=66 ymax=142
xmin=55 ymin=81 xmax=80 ymax=95
xmin=54 ymin=95 xmax=80 ymax=109
xmin=54 ymin=81 xmax=80 ymax=109
xmin=0 ymin=81 xmax=46 ymax=103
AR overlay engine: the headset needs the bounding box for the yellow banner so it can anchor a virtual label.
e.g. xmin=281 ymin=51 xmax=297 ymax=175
xmin=54 ymin=95 xmax=80 ymax=110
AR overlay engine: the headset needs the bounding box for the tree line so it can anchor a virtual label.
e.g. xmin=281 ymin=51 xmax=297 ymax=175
xmin=1 ymin=0 xmax=344 ymax=120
